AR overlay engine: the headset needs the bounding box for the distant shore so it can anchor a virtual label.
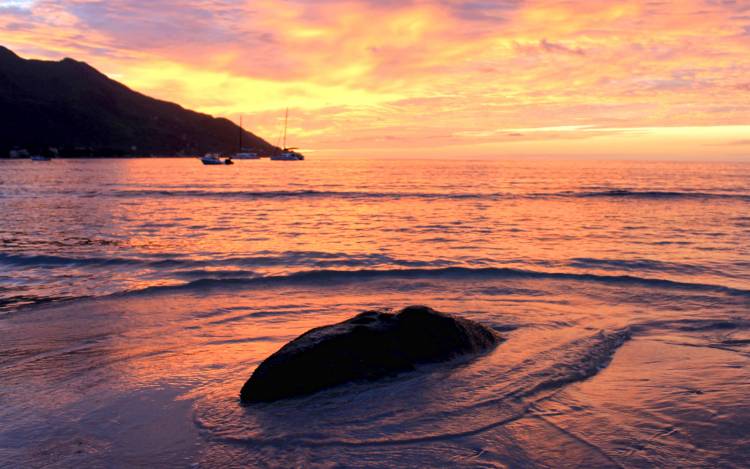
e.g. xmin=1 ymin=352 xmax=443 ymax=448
xmin=1 ymin=153 xmax=275 ymax=159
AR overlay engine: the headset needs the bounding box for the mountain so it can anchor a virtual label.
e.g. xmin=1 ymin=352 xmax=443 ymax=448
xmin=0 ymin=46 xmax=278 ymax=157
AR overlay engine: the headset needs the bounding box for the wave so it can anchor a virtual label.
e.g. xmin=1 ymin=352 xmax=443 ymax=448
xmin=109 ymin=188 xmax=750 ymax=202
xmin=0 ymin=294 xmax=80 ymax=314
xmin=0 ymin=253 xmax=145 ymax=267
xmin=5 ymin=250 xmax=748 ymax=296
xmin=7 ymin=187 xmax=750 ymax=202
xmin=209 ymin=329 xmax=631 ymax=450
xmin=567 ymin=257 xmax=724 ymax=276
xmin=3 ymin=252 xmax=738 ymax=282
xmin=129 ymin=266 xmax=750 ymax=297
xmin=113 ymin=189 xmax=497 ymax=200
xmin=571 ymin=189 xmax=750 ymax=201
xmin=0 ymin=252 xmax=444 ymax=270
xmin=632 ymin=318 xmax=750 ymax=334
xmin=5 ymin=254 xmax=747 ymax=313
xmin=511 ymin=328 xmax=631 ymax=400
xmin=1 ymin=253 xmax=739 ymax=283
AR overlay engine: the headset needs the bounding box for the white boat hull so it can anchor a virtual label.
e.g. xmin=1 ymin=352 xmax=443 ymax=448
xmin=201 ymin=154 xmax=226 ymax=165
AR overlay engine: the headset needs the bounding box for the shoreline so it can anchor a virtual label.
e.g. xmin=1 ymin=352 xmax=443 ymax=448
xmin=2 ymin=274 xmax=748 ymax=467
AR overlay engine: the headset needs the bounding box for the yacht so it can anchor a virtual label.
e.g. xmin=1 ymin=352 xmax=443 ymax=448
xmin=271 ymin=148 xmax=304 ymax=161
xmin=271 ymin=108 xmax=304 ymax=161
xmin=234 ymin=116 xmax=261 ymax=159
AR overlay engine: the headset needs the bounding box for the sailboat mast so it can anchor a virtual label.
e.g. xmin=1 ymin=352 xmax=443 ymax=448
xmin=239 ymin=115 xmax=243 ymax=152
xmin=283 ymin=107 xmax=288 ymax=150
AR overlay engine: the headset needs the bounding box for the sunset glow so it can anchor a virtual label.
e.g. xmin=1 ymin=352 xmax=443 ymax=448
xmin=2 ymin=0 xmax=749 ymax=158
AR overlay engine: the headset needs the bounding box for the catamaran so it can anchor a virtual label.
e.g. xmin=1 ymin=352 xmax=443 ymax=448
xmin=272 ymin=149 xmax=304 ymax=161
xmin=271 ymin=108 xmax=304 ymax=161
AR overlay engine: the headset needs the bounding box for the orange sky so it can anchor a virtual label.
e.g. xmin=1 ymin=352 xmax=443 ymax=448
xmin=2 ymin=0 xmax=749 ymax=158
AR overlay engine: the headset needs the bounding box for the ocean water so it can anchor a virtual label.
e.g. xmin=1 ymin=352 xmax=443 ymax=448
xmin=0 ymin=158 xmax=749 ymax=468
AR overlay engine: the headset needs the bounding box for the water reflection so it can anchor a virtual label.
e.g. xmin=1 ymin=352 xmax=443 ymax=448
xmin=1 ymin=274 xmax=747 ymax=467
xmin=1 ymin=158 xmax=749 ymax=466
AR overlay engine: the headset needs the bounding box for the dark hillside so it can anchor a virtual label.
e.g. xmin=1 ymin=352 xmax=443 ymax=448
xmin=0 ymin=46 xmax=277 ymax=156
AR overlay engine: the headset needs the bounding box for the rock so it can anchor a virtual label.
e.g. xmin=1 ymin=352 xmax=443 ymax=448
xmin=240 ymin=305 xmax=502 ymax=403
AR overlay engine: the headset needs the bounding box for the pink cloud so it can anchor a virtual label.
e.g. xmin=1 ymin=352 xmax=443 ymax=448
xmin=1 ymin=0 xmax=749 ymax=157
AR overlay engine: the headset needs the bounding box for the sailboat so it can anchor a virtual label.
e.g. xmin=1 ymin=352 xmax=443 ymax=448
xmin=271 ymin=108 xmax=304 ymax=161
xmin=234 ymin=115 xmax=260 ymax=159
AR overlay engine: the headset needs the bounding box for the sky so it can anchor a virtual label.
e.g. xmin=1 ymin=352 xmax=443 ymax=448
xmin=1 ymin=0 xmax=749 ymax=159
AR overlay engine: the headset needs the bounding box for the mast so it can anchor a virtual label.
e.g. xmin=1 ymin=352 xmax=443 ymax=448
xmin=283 ymin=107 xmax=288 ymax=150
xmin=239 ymin=115 xmax=243 ymax=152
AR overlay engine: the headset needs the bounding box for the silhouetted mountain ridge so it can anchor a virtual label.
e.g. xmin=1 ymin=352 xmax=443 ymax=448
xmin=0 ymin=45 xmax=277 ymax=156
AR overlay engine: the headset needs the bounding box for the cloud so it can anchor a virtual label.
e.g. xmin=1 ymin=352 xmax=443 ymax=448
xmin=0 ymin=0 xmax=33 ymax=8
xmin=445 ymin=0 xmax=523 ymax=21
xmin=540 ymin=39 xmax=586 ymax=55
xmin=1 ymin=0 xmax=749 ymax=157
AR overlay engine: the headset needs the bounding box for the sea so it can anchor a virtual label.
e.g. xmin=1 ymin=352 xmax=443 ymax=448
xmin=0 ymin=157 xmax=748 ymax=468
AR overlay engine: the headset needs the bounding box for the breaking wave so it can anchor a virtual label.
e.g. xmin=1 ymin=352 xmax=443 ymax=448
xmin=106 ymin=188 xmax=750 ymax=202
xmin=129 ymin=266 xmax=750 ymax=297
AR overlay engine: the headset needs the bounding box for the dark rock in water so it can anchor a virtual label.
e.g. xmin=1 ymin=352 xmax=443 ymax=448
xmin=240 ymin=305 xmax=502 ymax=403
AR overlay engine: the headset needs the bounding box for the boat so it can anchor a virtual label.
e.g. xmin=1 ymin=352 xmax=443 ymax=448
xmin=10 ymin=148 xmax=30 ymax=159
xmin=234 ymin=116 xmax=260 ymax=159
xmin=271 ymin=108 xmax=304 ymax=161
xmin=200 ymin=153 xmax=224 ymax=165
xmin=271 ymin=148 xmax=304 ymax=161
xmin=30 ymin=155 xmax=51 ymax=161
